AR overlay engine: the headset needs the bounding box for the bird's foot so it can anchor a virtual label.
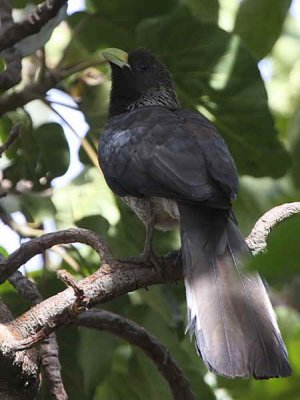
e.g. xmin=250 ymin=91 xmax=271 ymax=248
xmin=117 ymin=252 xmax=157 ymax=265
xmin=164 ymin=249 xmax=182 ymax=265
xmin=117 ymin=250 xmax=163 ymax=272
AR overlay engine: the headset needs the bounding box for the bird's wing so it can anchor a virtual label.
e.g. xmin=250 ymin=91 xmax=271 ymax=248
xmin=100 ymin=107 xmax=238 ymax=207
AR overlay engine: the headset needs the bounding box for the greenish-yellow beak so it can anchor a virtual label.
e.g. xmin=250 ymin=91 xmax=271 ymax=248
xmin=101 ymin=48 xmax=130 ymax=69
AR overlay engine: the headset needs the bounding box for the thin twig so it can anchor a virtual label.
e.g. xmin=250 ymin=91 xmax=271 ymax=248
xmin=246 ymin=202 xmax=300 ymax=255
xmin=0 ymin=124 xmax=22 ymax=157
xmin=77 ymin=309 xmax=196 ymax=400
xmin=0 ymin=57 xmax=106 ymax=116
xmin=61 ymin=56 xmax=105 ymax=76
xmin=46 ymin=98 xmax=79 ymax=110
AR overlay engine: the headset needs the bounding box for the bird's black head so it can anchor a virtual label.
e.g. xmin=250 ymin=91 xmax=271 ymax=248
xmin=102 ymin=48 xmax=180 ymax=118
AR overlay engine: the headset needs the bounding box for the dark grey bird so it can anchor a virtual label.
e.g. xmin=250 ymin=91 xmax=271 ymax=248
xmin=98 ymin=47 xmax=291 ymax=379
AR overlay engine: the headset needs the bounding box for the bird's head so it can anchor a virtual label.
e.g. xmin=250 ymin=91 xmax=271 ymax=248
xmin=101 ymin=48 xmax=180 ymax=118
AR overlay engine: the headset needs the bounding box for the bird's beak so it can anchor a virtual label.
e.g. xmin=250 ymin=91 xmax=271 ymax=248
xmin=101 ymin=48 xmax=130 ymax=69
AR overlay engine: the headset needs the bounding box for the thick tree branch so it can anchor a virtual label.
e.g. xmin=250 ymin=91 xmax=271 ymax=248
xmin=0 ymin=0 xmax=68 ymax=53
xmin=7 ymin=256 xmax=180 ymax=350
xmin=8 ymin=271 xmax=68 ymax=400
xmin=0 ymin=260 xmax=40 ymax=400
xmin=77 ymin=309 xmax=196 ymax=400
xmin=246 ymin=202 xmax=300 ymax=255
xmin=0 ymin=201 xmax=298 ymax=351
xmin=0 ymin=0 xmax=22 ymax=90
xmin=0 ymin=201 xmax=297 ymax=397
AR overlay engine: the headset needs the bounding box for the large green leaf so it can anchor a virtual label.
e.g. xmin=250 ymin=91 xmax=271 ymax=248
xmin=182 ymin=0 xmax=219 ymax=22
xmin=2 ymin=120 xmax=69 ymax=189
xmin=137 ymin=7 xmax=291 ymax=177
xmin=87 ymin=0 xmax=177 ymax=32
xmin=52 ymin=167 xmax=119 ymax=229
xmin=33 ymin=122 xmax=70 ymax=181
xmin=20 ymin=192 xmax=56 ymax=223
xmin=234 ymin=0 xmax=292 ymax=60
xmin=79 ymin=328 xmax=118 ymax=398
xmin=67 ymin=12 xmax=135 ymax=53
xmin=69 ymin=0 xmax=177 ymax=54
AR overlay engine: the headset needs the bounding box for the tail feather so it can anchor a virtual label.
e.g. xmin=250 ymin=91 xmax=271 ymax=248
xmin=179 ymin=204 xmax=291 ymax=379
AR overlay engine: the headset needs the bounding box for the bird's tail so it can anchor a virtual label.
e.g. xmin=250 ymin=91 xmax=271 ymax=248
xmin=179 ymin=203 xmax=291 ymax=379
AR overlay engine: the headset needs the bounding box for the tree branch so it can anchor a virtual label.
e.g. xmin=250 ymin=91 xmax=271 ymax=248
xmin=0 ymin=201 xmax=298 ymax=352
xmin=0 ymin=259 xmax=40 ymax=399
xmin=0 ymin=0 xmax=22 ymax=90
xmin=0 ymin=0 xmax=68 ymax=52
xmin=8 ymin=271 xmax=68 ymax=400
xmin=0 ymin=201 xmax=298 ymax=396
xmin=0 ymin=227 xmax=112 ymax=283
xmin=245 ymin=202 xmax=300 ymax=255
xmin=0 ymin=57 xmax=104 ymax=116
xmin=0 ymin=69 xmax=60 ymax=116
xmin=77 ymin=309 xmax=196 ymax=400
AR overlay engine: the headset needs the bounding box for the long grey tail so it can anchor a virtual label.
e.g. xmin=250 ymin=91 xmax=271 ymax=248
xmin=179 ymin=203 xmax=291 ymax=379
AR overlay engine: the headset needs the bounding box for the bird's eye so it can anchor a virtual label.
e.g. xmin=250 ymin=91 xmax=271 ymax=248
xmin=136 ymin=63 xmax=150 ymax=72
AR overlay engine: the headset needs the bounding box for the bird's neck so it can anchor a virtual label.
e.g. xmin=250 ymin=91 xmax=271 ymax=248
xmin=108 ymin=85 xmax=180 ymax=118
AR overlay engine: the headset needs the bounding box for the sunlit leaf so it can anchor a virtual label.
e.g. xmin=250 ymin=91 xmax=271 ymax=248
xmin=137 ymin=7 xmax=291 ymax=177
xmin=234 ymin=0 xmax=292 ymax=60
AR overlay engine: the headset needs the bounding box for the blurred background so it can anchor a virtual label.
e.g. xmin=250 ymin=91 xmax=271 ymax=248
xmin=1 ymin=0 xmax=300 ymax=399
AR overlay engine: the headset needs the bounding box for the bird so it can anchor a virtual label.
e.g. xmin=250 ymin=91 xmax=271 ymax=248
xmin=98 ymin=47 xmax=292 ymax=379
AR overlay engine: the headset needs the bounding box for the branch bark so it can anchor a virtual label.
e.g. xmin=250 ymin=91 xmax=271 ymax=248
xmin=0 ymin=261 xmax=40 ymax=400
xmin=77 ymin=309 xmax=196 ymax=400
xmin=0 ymin=0 xmax=68 ymax=52
xmin=246 ymin=201 xmax=300 ymax=255
xmin=0 ymin=0 xmax=22 ymax=90
xmin=0 ymin=202 xmax=298 ymax=397
xmin=8 ymin=271 xmax=68 ymax=400
xmin=0 ymin=227 xmax=112 ymax=283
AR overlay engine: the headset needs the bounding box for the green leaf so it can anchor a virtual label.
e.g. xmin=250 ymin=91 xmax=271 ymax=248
xmin=75 ymin=215 xmax=109 ymax=237
xmin=1 ymin=118 xmax=69 ymax=189
xmin=20 ymin=192 xmax=56 ymax=223
xmin=86 ymin=0 xmax=177 ymax=32
xmin=0 ymin=246 xmax=8 ymax=258
xmin=52 ymin=167 xmax=120 ymax=229
xmin=79 ymin=328 xmax=118 ymax=398
xmin=137 ymin=7 xmax=291 ymax=177
xmin=249 ymin=215 xmax=300 ymax=287
xmin=33 ymin=122 xmax=70 ymax=181
xmin=68 ymin=12 xmax=135 ymax=52
xmin=234 ymin=0 xmax=292 ymax=60
xmin=182 ymin=0 xmax=219 ymax=22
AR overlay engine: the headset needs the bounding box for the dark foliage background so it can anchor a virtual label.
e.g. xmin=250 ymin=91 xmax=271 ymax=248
xmin=1 ymin=0 xmax=300 ymax=399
